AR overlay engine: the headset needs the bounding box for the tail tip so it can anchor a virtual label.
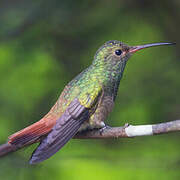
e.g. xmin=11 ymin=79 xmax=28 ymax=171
xmin=29 ymin=154 xmax=42 ymax=165
xmin=29 ymin=156 xmax=38 ymax=165
xmin=29 ymin=159 xmax=35 ymax=165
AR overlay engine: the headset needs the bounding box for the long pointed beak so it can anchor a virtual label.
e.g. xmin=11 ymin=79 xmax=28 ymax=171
xmin=129 ymin=42 xmax=176 ymax=53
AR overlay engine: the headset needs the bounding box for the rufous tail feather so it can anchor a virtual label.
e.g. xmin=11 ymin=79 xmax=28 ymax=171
xmin=0 ymin=117 xmax=56 ymax=158
xmin=8 ymin=117 xmax=56 ymax=146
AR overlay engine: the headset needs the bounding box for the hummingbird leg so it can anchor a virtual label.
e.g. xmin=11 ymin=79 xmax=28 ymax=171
xmin=99 ymin=121 xmax=106 ymax=128
xmin=99 ymin=123 xmax=111 ymax=135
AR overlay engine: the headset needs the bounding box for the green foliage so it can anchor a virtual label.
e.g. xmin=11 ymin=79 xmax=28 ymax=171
xmin=0 ymin=0 xmax=179 ymax=179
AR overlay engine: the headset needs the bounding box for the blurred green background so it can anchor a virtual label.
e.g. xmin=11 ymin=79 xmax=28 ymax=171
xmin=0 ymin=0 xmax=180 ymax=180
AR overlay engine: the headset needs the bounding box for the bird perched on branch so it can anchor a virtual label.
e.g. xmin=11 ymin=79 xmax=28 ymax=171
xmin=0 ymin=40 xmax=175 ymax=164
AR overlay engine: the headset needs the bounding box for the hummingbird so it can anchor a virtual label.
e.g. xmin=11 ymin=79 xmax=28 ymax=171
xmin=1 ymin=40 xmax=175 ymax=164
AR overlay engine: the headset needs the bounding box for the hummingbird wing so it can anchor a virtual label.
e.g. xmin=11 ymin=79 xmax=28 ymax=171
xmin=29 ymin=98 xmax=91 ymax=164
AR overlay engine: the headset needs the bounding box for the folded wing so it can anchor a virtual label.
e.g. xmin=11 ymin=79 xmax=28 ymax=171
xmin=29 ymin=98 xmax=90 ymax=164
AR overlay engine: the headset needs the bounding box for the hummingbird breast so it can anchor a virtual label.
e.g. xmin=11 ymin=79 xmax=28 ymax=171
xmin=77 ymin=63 xmax=125 ymax=131
xmin=78 ymin=92 xmax=114 ymax=131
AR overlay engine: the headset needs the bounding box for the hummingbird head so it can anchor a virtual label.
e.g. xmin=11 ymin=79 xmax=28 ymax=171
xmin=93 ymin=40 xmax=131 ymax=67
xmin=92 ymin=40 xmax=175 ymax=69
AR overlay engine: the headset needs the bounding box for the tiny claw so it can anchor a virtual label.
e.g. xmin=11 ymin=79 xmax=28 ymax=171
xmin=123 ymin=123 xmax=129 ymax=129
xmin=99 ymin=124 xmax=110 ymax=135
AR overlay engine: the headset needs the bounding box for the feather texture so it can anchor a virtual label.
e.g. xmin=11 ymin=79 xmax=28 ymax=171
xmin=29 ymin=98 xmax=89 ymax=164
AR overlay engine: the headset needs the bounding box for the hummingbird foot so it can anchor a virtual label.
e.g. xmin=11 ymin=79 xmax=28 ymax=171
xmin=99 ymin=124 xmax=111 ymax=135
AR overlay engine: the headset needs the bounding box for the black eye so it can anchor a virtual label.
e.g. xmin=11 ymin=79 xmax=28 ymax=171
xmin=115 ymin=49 xmax=122 ymax=56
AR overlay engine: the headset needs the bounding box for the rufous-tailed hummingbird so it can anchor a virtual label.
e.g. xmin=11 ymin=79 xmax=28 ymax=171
xmin=0 ymin=40 xmax=175 ymax=164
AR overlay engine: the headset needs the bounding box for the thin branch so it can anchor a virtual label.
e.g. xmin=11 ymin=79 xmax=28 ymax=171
xmin=75 ymin=120 xmax=180 ymax=139
xmin=0 ymin=120 xmax=180 ymax=158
